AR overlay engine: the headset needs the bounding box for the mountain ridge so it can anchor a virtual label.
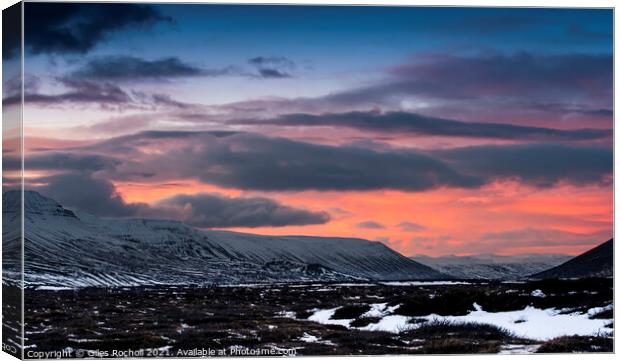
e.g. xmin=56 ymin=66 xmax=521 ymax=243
xmin=411 ymin=253 xmax=571 ymax=280
xmin=2 ymin=190 xmax=445 ymax=287
xmin=531 ymin=239 xmax=613 ymax=279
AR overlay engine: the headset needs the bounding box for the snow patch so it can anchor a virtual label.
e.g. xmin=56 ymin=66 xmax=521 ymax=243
xmin=306 ymin=303 xmax=613 ymax=340
xmin=307 ymin=308 xmax=352 ymax=327
xmin=380 ymin=281 xmax=471 ymax=286
xmin=299 ymin=333 xmax=319 ymax=343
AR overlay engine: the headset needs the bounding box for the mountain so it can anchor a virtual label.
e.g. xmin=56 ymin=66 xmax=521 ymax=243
xmin=411 ymin=253 xmax=571 ymax=280
xmin=531 ymin=239 xmax=613 ymax=279
xmin=2 ymin=191 xmax=444 ymax=287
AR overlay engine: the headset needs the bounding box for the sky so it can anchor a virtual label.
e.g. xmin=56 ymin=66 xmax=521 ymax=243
xmin=2 ymin=3 xmax=613 ymax=256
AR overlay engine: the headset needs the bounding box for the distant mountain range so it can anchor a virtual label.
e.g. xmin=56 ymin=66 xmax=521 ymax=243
xmin=531 ymin=239 xmax=613 ymax=279
xmin=411 ymin=253 xmax=571 ymax=280
xmin=2 ymin=191 xmax=444 ymax=288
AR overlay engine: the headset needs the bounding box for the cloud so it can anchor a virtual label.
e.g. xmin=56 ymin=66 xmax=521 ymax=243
xmin=36 ymin=172 xmax=147 ymax=217
xmin=73 ymin=131 xmax=612 ymax=192
xmin=32 ymin=171 xmax=329 ymax=228
xmin=29 ymin=132 xmax=612 ymax=196
xmin=102 ymin=132 xmax=484 ymax=191
xmin=246 ymin=110 xmax=611 ymax=141
xmin=248 ymin=56 xmax=295 ymax=78
xmin=155 ymin=193 xmax=329 ymax=228
xmin=68 ymin=55 xmax=296 ymax=82
xmin=17 ymin=3 xmax=171 ymax=57
xmin=71 ymin=56 xmax=208 ymax=81
xmin=438 ymin=143 xmax=612 ymax=188
xmin=384 ymin=52 xmax=612 ymax=101
xmin=396 ymin=221 xmax=426 ymax=231
xmin=5 ymin=152 xmax=120 ymax=172
xmin=3 ymin=79 xmax=131 ymax=107
xmin=209 ymin=51 xmax=611 ymax=126
xmin=3 ymin=78 xmax=192 ymax=110
xmin=356 ymin=221 xmax=385 ymax=229
xmin=2 ymin=4 xmax=21 ymax=58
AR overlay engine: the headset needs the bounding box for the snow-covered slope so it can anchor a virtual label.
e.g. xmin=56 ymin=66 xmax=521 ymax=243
xmin=411 ymin=254 xmax=571 ymax=280
xmin=531 ymin=239 xmax=613 ymax=279
xmin=2 ymin=191 xmax=444 ymax=287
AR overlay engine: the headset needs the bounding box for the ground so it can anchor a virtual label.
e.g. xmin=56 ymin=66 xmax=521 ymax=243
xmin=3 ymin=278 xmax=613 ymax=357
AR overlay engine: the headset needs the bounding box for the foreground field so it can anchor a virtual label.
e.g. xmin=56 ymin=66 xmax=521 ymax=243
xmin=13 ymin=278 xmax=614 ymax=356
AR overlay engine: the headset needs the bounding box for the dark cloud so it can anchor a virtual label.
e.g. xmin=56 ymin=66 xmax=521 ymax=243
xmin=304 ymin=52 xmax=611 ymax=117
xmin=2 ymin=3 xmax=21 ymax=59
xmin=68 ymin=55 xmax=295 ymax=82
xmin=392 ymin=52 xmax=612 ymax=100
xmin=3 ymin=78 xmax=192 ymax=110
xmin=36 ymin=172 xmax=147 ymax=217
xmin=248 ymin=56 xmax=295 ymax=78
xmin=438 ymin=143 xmax=612 ymax=188
xmin=248 ymin=110 xmax=611 ymax=141
xmin=3 ymin=79 xmax=131 ymax=107
xmin=18 ymin=3 xmax=171 ymax=57
xmin=529 ymin=102 xmax=613 ymax=118
xmin=32 ymin=171 xmax=328 ymax=228
xmin=77 ymin=131 xmax=612 ymax=192
xmin=106 ymin=132 xmax=483 ymax=191
xmin=30 ymin=132 xmax=612 ymax=197
xmin=355 ymin=221 xmax=385 ymax=229
xmin=4 ymin=152 xmax=120 ymax=172
xmin=396 ymin=221 xmax=425 ymax=231
xmin=210 ymin=52 xmax=611 ymax=125
xmin=71 ymin=56 xmax=207 ymax=81
xmin=155 ymin=193 xmax=329 ymax=228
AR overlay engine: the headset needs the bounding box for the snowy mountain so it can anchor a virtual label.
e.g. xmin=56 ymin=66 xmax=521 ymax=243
xmin=2 ymin=191 xmax=444 ymax=287
xmin=531 ymin=239 xmax=613 ymax=279
xmin=411 ymin=253 xmax=571 ymax=280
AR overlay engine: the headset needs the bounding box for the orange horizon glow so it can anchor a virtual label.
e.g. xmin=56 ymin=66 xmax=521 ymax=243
xmin=112 ymin=179 xmax=612 ymax=257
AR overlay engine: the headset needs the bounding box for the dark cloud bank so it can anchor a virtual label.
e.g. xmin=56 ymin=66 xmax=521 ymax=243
xmin=66 ymin=55 xmax=296 ymax=83
xmin=13 ymin=3 xmax=171 ymax=57
xmin=72 ymin=56 xmax=208 ymax=81
xmin=244 ymin=110 xmax=611 ymax=141
xmin=17 ymin=131 xmax=612 ymax=225
xmin=30 ymin=171 xmax=329 ymax=228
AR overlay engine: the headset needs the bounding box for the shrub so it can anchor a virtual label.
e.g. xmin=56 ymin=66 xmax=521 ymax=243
xmin=405 ymin=320 xmax=514 ymax=341
xmin=536 ymin=336 xmax=613 ymax=353
xmin=416 ymin=339 xmax=500 ymax=354
xmin=331 ymin=305 xmax=371 ymax=319
xmin=350 ymin=317 xmax=381 ymax=327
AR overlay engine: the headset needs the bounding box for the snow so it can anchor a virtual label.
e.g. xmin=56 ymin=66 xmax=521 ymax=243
xmin=35 ymin=286 xmax=73 ymax=291
xmin=380 ymin=281 xmax=472 ymax=286
xmin=333 ymin=283 xmax=376 ymax=287
xmin=360 ymin=315 xmax=412 ymax=333
xmin=498 ymin=344 xmax=540 ymax=354
xmin=276 ymin=311 xmax=297 ymax=319
xmin=530 ymin=289 xmax=546 ymax=298
xmin=299 ymin=333 xmax=319 ymax=343
xmin=306 ymin=303 xmax=613 ymax=341
xmin=307 ymin=308 xmax=352 ymax=327
xmin=362 ymin=303 xmax=400 ymax=318
xmin=433 ymin=305 xmax=612 ymax=340
xmin=587 ymin=304 xmax=613 ymax=317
